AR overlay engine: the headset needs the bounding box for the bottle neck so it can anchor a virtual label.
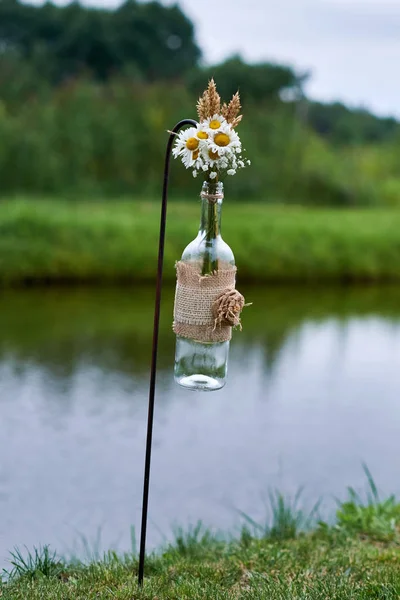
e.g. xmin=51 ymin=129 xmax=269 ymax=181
xmin=199 ymin=182 xmax=223 ymax=239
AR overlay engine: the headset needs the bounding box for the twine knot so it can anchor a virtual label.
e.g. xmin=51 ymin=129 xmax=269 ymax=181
xmin=212 ymin=288 xmax=246 ymax=330
xmin=200 ymin=192 xmax=224 ymax=202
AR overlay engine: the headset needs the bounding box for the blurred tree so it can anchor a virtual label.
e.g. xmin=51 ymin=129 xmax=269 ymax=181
xmin=0 ymin=0 xmax=201 ymax=81
xmin=305 ymin=101 xmax=398 ymax=145
xmin=187 ymin=56 xmax=308 ymax=104
xmin=113 ymin=1 xmax=200 ymax=81
xmin=0 ymin=46 xmax=53 ymax=110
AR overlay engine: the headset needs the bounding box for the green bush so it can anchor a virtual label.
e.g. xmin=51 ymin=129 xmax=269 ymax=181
xmin=0 ymin=76 xmax=399 ymax=204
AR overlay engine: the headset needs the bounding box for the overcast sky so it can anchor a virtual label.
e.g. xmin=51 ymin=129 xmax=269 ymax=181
xmin=163 ymin=0 xmax=400 ymax=117
xmin=35 ymin=0 xmax=400 ymax=117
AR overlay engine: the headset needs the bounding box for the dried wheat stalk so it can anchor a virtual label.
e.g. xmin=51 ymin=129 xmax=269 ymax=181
xmin=221 ymin=91 xmax=242 ymax=126
xmin=196 ymin=78 xmax=221 ymax=121
xmin=197 ymin=80 xmax=243 ymax=127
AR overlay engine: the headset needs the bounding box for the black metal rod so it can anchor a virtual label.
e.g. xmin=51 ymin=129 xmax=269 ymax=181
xmin=138 ymin=118 xmax=198 ymax=586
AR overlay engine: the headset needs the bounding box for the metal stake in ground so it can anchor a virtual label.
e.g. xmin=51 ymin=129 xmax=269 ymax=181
xmin=138 ymin=119 xmax=198 ymax=586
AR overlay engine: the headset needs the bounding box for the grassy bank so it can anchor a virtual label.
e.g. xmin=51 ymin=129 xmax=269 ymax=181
xmin=2 ymin=536 xmax=400 ymax=599
xmin=2 ymin=473 xmax=400 ymax=599
xmin=1 ymin=199 xmax=400 ymax=285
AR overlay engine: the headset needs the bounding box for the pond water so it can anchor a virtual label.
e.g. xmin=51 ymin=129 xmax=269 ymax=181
xmin=1 ymin=285 xmax=400 ymax=566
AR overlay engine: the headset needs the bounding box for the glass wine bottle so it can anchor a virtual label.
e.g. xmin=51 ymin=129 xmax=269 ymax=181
xmin=174 ymin=181 xmax=235 ymax=391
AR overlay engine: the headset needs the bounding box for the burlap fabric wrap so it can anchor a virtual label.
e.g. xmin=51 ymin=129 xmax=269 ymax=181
xmin=173 ymin=260 xmax=242 ymax=343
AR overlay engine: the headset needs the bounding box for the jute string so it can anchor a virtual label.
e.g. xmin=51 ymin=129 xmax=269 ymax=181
xmin=200 ymin=192 xmax=224 ymax=202
xmin=173 ymin=261 xmax=245 ymax=343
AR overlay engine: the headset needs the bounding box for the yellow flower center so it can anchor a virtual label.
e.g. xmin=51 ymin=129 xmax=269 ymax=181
xmin=208 ymin=149 xmax=219 ymax=161
xmin=192 ymin=149 xmax=199 ymax=160
xmin=197 ymin=131 xmax=208 ymax=139
xmin=209 ymin=120 xmax=221 ymax=130
xmin=186 ymin=137 xmax=199 ymax=151
xmin=214 ymin=133 xmax=230 ymax=147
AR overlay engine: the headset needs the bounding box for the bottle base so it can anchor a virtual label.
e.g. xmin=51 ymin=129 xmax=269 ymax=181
xmin=175 ymin=373 xmax=225 ymax=391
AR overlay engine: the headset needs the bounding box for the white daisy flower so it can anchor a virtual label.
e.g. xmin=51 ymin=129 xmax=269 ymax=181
xmin=203 ymin=114 xmax=228 ymax=132
xmin=209 ymin=171 xmax=217 ymax=180
xmin=172 ymin=126 xmax=204 ymax=169
xmin=194 ymin=156 xmax=205 ymax=170
xmin=195 ymin=122 xmax=211 ymax=143
xmin=200 ymin=144 xmax=225 ymax=169
xmin=208 ymin=122 xmax=242 ymax=157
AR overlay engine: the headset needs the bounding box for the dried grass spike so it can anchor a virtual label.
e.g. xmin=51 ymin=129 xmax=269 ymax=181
xmin=225 ymin=91 xmax=242 ymax=126
xmin=221 ymin=102 xmax=229 ymax=119
xmin=207 ymin=78 xmax=221 ymax=116
xmin=231 ymin=115 xmax=243 ymax=128
xmin=197 ymin=78 xmax=221 ymax=121
xmin=196 ymin=94 xmax=208 ymax=121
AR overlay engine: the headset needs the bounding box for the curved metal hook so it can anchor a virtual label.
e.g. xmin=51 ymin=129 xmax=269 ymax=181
xmin=138 ymin=119 xmax=198 ymax=585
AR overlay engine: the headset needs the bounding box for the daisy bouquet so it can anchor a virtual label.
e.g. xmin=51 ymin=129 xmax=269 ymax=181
xmin=172 ymin=79 xmax=250 ymax=181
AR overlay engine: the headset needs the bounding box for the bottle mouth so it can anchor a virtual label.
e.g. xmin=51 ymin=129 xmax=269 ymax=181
xmin=201 ymin=181 xmax=224 ymax=202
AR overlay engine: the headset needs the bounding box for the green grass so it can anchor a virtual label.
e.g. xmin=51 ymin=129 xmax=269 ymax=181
xmin=335 ymin=465 xmax=400 ymax=542
xmin=5 ymin=546 xmax=65 ymax=581
xmin=238 ymin=488 xmax=322 ymax=541
xmin=1 ymin=199 xmax=400 ymax=285
xmin=2 ymin=534 xmax=400 ymax=599
xmin=2 ymin=473 xmax=400 ymax=598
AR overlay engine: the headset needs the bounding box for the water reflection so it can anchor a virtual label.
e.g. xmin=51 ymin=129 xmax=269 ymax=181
xmin=0 ymin=285 xmax=399 ymax=566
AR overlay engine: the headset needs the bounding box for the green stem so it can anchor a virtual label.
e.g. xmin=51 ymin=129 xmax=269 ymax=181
xmin=201 ymin=199 xmax=219 ymax=276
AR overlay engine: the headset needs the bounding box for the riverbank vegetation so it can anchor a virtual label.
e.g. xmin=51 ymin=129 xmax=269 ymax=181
xmin=1 ymin=200 xmax=400 ymax=286
xmin=1 ymin=2 xmax=400 ymax=205
xmin=1 ymin=76 xmax=399 ymax=206
xmin=2 ymin=472 xmax=400 ymax=599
